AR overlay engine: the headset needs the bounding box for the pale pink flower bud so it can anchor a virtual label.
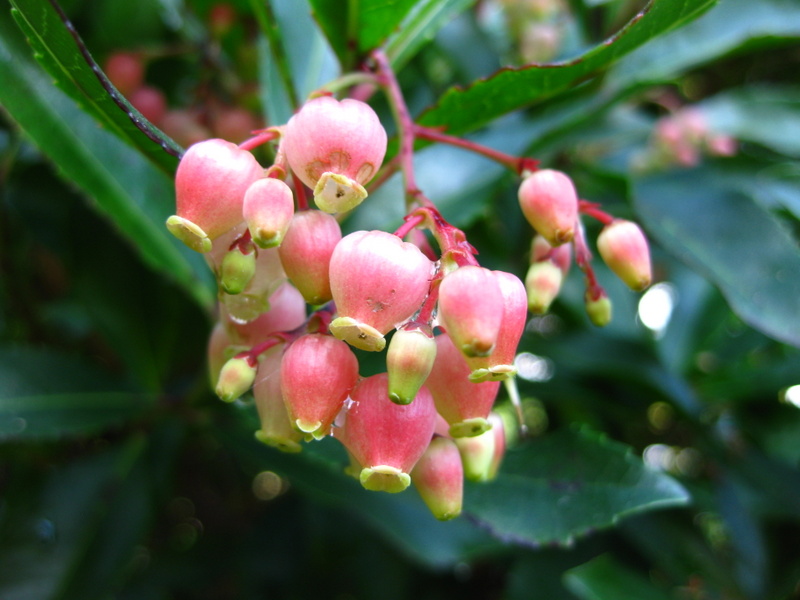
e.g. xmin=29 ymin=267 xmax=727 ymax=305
xmin=329 ymin=231 xmax=433 ymax=352
xmin=455 ymin=412 xmax=506 ymax=482
xmin=411 ymin=436 xmax=463 ymax=521
xmin=215 ymin=356 xmax=257 ymax=403
xmin=168 ymin=139 xmax=263 ymax=252
xmin=525 ymin=261 xmax=563 ymax=314
xmin=465 ymin=270 xmax=528 ymax=382
xmin=243 ymin=178 xmax=295 ymax=248
xmin=253 ymin=347 xmax=304 ymax=453
xmin=438 ymin=265 xmax=504 ymax=358
xmin=424 ymin=333 xmax=501 ymax=438
xmin=334 ymin=373 xmax=437 ymax=493
xmin=282 ymin=97 xmax=387 ymax=214
xmin=278 ymin=210 xmax=342 ymax=305
xmin=223 ymin=282 xmax=307 ymax=347
xmin=387 ymin=324 xmax=437 ymax=405
xmin=597 ymin=219 xmax=652 ymax=291
xmin=280 ymin=334 xmax=359 ymax=439
xmin=518 ymin=169 xmax=579 ymax=246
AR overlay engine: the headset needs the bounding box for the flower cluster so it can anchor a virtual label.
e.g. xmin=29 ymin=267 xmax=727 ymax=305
xmin=167 ymin=58 xmax=653 ymax=520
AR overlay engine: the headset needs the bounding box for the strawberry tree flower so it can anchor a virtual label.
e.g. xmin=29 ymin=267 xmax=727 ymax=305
xmin=329 ymin=230 xmax=434 ymax=352
xmin=518 ymin=168 xmax=579 ymax=246
xmin=243 ymin=177 xmax=295 ymax=249
xmin=411 ymin=436 xmax=464 ymax=521
xmin=597 ymin=219 xmax=652 ymax=291
xmin=281 ymin=96 xmax=387 ymax=214
xmin=253 ymin=348 xmax=304 ymax=453
xmin=168 ymin=139 xmax=264 ymax=252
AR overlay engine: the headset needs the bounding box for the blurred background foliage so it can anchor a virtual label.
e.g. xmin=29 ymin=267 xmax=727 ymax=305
xmin=1 ymin=0 xmax=800 ymax=598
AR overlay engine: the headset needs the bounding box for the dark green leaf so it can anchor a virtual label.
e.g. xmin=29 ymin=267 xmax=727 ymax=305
xmin=464 ymin=428 xmax=689 ymax=546
xmin=609 ymin=0 xmax=800 ymax=88
xmin=8 ymin=0 xmax=182 ymax=173
xmin=418 ymin=0 xmax=717 ymax=134
xmin=0 ymin=12 xmax=214 ymax=310
xmin=564 ymin=554 xmax=673 ymax=600
xmin=633 ymin=164 xmax=800 ymax=347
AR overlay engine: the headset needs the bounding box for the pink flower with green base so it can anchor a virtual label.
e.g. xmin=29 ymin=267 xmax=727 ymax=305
xmin=597 ymin=219 xmax=652 ymax=292
xmin=282 ymin=96 xmax=387 ymax=214
xmin=243 ymin=178 xmax=295 ymax=249
xmin=280 ymin=333 xmax=359 ymax=440
xmin=334 ymin=373 xmax=437 ymax=493
xmin=329 ymin=230 xmax=433 ymax=352
xmin=386 ymin=323 xmax=437 ymax=405
xmin=168 ymin=139 xmax=264 ymax=252
xmin=412 ymin=436 xmax=463 ymax=521
xmin=253 ymin=348 xmax=304 ymax=453
xmin=518 ymin=169 xmax=579 ymax=246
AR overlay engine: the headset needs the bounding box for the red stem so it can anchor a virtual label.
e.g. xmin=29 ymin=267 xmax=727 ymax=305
xmin=579 ymin=200 xmax=614 ymax=225
xmin=414 ymin=125 xmax=539 ymax=175
xmin=292 ymin=171 xmax=309 ymax=211
xmin=238 ymin=128 xmax=281 ymax=152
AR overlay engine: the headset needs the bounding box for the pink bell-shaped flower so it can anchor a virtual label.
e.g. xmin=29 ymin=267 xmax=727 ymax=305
xmin=335 ymin=373 xmax=437 ymax=493
xmin=465 ymin=270 xmax=527 ymax=382
xmin=329 ymin=230 xmax=433 ymax=352
xmin=412 ymin=436 xmax=463 ymax=521
xmin=278 ymin=210 xmax=342 ymax=305
xmin=596 ymin=219 xmax=652 ymax=291
xmin=253 ymin=348 xmax=304 ymax=453
xmin=243 ymin=178 xmax=295 ymax=249
xmin=282 ymin=97 xmax=387 ymax=214
xmin=280 ymin=333 xmax=359 ymax=439
xmin=424 ymin=332 xmax=501 ymax=438
xmin=168 ymin=139 xmax=264 ymax=252
xmin=517 ymin=169 xmax=579 ymax=246
xmin=437 ymin=265 xmax=504 ymax=358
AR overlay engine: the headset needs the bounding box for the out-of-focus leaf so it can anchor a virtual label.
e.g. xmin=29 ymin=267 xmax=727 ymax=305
xmin=385 ymin=0 xmax=475 ymax=70
xmin=633 ymin=164 xmax=800 ymax=348
xmin=309 ymin=0 xmax=420 ymax=67
xmin=418 ymin=0 xmax=717 ymax=134
xmin=464 ymin=428 xmax=689 ymax=546
xmin=0 ymin=12 xmax=214 ymax=310
xmin=564 ymin=554 xmax=674 ymax=600
xmin=0 ymin=438 xmax=150 ymax=600
xmin=609 ymin=0 xmax=800 ymax=88
xmin=0 ymin=346 xmax=155 ymax=440
xmin=8 ymin=0 xmax=182 ymax=173
xmin=701 ymin=86 xmax=800 ymax=158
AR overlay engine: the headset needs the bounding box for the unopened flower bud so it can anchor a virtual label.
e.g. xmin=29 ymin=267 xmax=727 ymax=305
xmin=215 ymin=355 xmax=257 ymax=403
xmin=597 ymin=220 xmax=652 ymax=291
xmin=525 ymin=261 xmax=563 ymax=314
xmin=438 ymin=265 xmax=504 ymax=358
xmin=585 ymin=290 xmax=612 ymax=327
xmin=282 ymin=97 xmax=387 ymax=214
xmin=253 ymin=348 xmax=304 ymax=453
xmin=329 ymin=230 xmax=433 ymax=352
xmin=335 ymin=373 xmax=437 ymax=493
xmin=412 ymin=437 xmax=463 ymax=521
xmin=387 ymin=324 xmax=437 ymax=405
xmin=425 ymin=333 xmax=500 ymax=438
xmin=466 ymin=271 xmax=527 ymax=383
xmin=220 ymin=245 xmax=257 ymax=295
xmin=169 ymin=139 xmax=264 ymax=251
xmin=531 ymin=234 xmax=571 ymax=275
xmin=281 ymin=334 xmax=359 ymax=439
xmin=278 ymin=210 xmax=342 ymax=305
xmin=243 ymin=178 xmax=295 ymax=248
xmin=518 ymin=169 xmax=579 ymax=246
xmin=455 ymin=412 xmax=506 ymax=482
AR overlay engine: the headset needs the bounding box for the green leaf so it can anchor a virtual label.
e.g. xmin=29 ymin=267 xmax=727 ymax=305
xmin=609 ymin=0 xmax=800 ymax=88
xmin=309 ymin=0 xmax=435 ymax=68
xmin=418 ymin=0 xmax=717 ymax=135
xmin=385 ymin=0 xmax=475 ymax=70
xmin=463 ymin=428 xmax=690 ymax=546
xmin=633 ymin=164 xmax=800 ymax=347
xmin=0 ymin=12 xmax=214 ymax=310
xmin=701 ymin=86 xmax=800 ymax=158
xmin=0 ymin=346 xmax=156 ymax=440
xmin=8 ymin=0 xmax=182 ymax=174
xmin=564 ymin=554 xmax=674 ymax=600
